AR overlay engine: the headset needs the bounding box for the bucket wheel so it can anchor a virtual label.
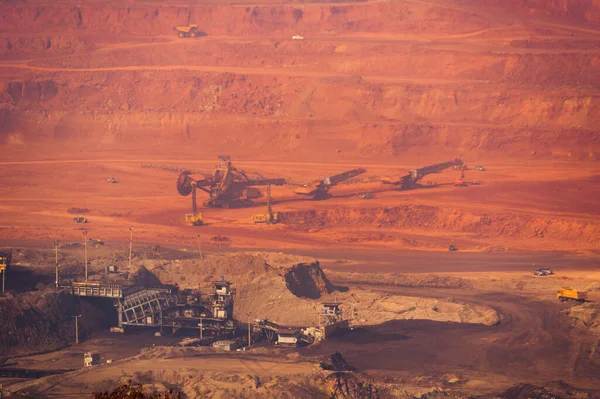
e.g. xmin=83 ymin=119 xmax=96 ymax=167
xmin=177 ymin=171 xmax=195 ymax=196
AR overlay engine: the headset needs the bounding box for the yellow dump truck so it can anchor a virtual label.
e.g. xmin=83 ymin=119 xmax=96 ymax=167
xmin=174 ymin=24 xmax=200 ymax=38
xmin=185 ymin=213 xmax=203 ymax=226
xmin=557 ymin=287 xmax=587 ymax=303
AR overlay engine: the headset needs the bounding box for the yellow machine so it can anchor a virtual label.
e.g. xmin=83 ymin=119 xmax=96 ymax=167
xmin=0 ymin=252 xmax=9 ymax=292
xmin=185 ymin=213 xmax=204 ymax=226
xmin=174 ymin=24 xmax=200 ymax=38
xmin=557 ymin=287 xmax=587 ymax=303
xmin=0 ymin=252 xmax=8 ymax=273
xmin=253 ymin=212 xmax=280 ymax=224
xmin=253 ymin=184 xmax=278 ymax=224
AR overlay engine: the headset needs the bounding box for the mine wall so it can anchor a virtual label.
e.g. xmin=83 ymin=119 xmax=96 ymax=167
xmin=0 ymin=289 xmax=116 ymax=357
xmin=280 ymin=206 xmax=600 ymax=248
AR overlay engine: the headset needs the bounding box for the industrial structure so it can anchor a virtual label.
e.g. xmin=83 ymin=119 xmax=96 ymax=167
xmin=254 ymin=301 xmax=349 ymax=346
xmin=381 ymin=159 xmax=464 ymax=189
xmin=67 ymin=279 xmax=236 ymax=337
xmin=177 ymin=155 xmax=286 ymax=209
xmin=294 ymin=168 xmax=367 ymax=199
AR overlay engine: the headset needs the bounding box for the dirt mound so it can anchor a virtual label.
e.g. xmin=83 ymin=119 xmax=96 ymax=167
xmin=565 ymin=303 xmax=600 ymax=337
xmin=130 ymin=265 xmax=162 ymax=288
xmin=93 ymin=383 xmax=182 ymax=399
xmin=343 ymin=289 xmax=499 ymax=327
xmin=0 ymin=289 xmax=114 ymax=357
xmin=285 ymin=261 xmax=334 ymax=299
xmin=146 ymin=252 xmax=333 ymax=325
xmin=281 ymin=206 xmax=600 ymax=248
xmin=330 ymin=271 xmax=471 ymax=290
xmin=322 ymin=353 xmax=384 ymax=399
xmin=500 ymin=380 xmax=592 ymax=399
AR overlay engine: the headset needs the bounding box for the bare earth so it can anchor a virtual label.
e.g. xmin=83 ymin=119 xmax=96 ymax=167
xmin=1 ymin=0 xmax=600 ymax=397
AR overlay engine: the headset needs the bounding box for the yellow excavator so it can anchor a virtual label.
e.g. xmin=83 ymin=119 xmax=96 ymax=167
xmin=253 ymin=184 xmax=279 ymax=224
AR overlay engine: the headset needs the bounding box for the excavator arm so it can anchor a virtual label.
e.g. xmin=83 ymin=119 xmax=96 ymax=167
xmin=409 ymin=159 xmax=464 ymax=186
xmin=381 ymin=159 xmax=463 ymax=189
xmin=237 ymin=178 xmax=286 ymax=188
xmin=322 ymin=168 xmax=367 ymax=187
xmin=294 ymin=168 xmax=367 ymax=198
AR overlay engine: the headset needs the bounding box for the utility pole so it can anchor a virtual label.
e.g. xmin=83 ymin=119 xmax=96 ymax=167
xmin=73 ymin=314 xmax=82 ymax=344
xmin=83 ymin=230 xmax=88 ymax=282
xmin=1 ymin=269 xmax=4 ymax=294
xmin=128 ymin=227 xmax=134 ymax=269
xmin=247 ymin=313 xmax=252 ymax=347
xmin=199 ymin=317 xmax=203 ymax=340
xmin=196 ymin=234 xmax=203 ymax=260
xmin=53 ymin=240 xmax=60 ymax=288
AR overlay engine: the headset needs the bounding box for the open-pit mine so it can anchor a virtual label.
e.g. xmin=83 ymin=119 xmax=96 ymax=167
xmin=1 ymin=0 xmax=599 ymax=398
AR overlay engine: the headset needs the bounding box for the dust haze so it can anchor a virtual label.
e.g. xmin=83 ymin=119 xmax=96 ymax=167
xmin=0 ymin=0 xmax=599 ymax=398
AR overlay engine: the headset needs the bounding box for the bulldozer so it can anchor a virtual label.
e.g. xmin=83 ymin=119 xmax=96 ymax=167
xmin=253 ymin=184 xmax=279 ymax=224
xmin=174 ymin=24 xmax=200 ymax=38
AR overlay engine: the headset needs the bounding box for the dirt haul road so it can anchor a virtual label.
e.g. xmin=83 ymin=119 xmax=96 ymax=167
xmin=309 ymin=286 xmax=600 ymax=395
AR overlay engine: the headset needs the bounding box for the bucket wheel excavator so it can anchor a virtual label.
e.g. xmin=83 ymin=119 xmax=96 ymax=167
xmin=293 ymin=168 xmax=367 ymax=200
xmin=381 ymin=159 xmax=464 ymax=190
xmin=177 ymin=156 xmax=286 ymax=209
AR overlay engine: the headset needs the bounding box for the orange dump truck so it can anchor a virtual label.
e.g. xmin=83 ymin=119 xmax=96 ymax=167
xmin=557 ymin=287 xmax=587 ymax=303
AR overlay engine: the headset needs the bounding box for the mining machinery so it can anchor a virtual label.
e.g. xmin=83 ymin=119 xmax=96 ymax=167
xmin=454 ymin=164 xmax=467 ymax=187
xmin=177 ymin=156 xmax=286 ymax=209
xmin=174 ymin=24 xmax=200 ymax=38
xmin=381 ymin=159 xmax=464 ymax=190
xmin=67 ymin=280 xmax=236 ymax=336
xmin=253 ymin=184 xmax=279 ymax=224
xmin=294 ymin=168 xmax=367 ymax=200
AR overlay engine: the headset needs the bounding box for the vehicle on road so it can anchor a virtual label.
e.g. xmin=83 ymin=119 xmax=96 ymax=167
xmin=448 ymin=244 xmax=458 ymax=251
xmin=106 ymin=177 xmax=117 ymax=183
xmin=533 ymin=267 xmax=553 ymax=276
xmin=73 ymin=217 xmax=88 ymax=223
xmin=361 ymin=192 xmax=375 ymax=199
xmin=475 ymin=165 xmax=485 ymax=171
xmin=557 ymin=287 xmax=587 ymax=303
xmin=174 ymin=24 xmax=200 ymax=38
xmin=292 ymin=35 xmax=304 ymax=40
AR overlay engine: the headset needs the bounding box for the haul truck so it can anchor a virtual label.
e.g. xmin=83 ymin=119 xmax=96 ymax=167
xmin=557 ymin=287 xmax=587 ymax=303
